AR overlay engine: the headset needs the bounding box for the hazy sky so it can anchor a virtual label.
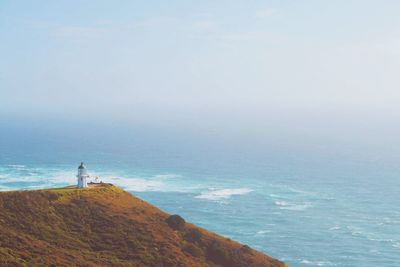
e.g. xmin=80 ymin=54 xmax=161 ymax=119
xmin=1 ymin=0 xmax=400 ymax=129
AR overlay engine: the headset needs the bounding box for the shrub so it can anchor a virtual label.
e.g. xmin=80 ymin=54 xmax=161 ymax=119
xmin=184 ymin=229 xmax=202 ymax=243
xmin=240 ymin=245 xmax=252 ymax=254
xmin=206 ymin=241 xmax=230 ymax=265
xmin=183 ymin=243 xmax=203 ymax=258
xmin=165 ymin=215 xmax=185 ymax=231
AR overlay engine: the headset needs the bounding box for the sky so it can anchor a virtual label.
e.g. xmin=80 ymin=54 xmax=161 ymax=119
xmin=1 ymin=0 xmax=400 ymax=143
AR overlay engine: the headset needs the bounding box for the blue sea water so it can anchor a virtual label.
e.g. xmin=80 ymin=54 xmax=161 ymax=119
xmin=0 ymin=120 xmax=399 ymax=266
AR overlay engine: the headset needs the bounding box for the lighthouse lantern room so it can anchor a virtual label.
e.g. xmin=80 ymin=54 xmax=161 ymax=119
xmin=77 ymin=162 xmax=89 ymax=188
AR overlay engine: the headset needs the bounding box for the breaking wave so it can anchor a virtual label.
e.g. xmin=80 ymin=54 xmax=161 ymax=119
xmin=256 ymin=230 xmax=271 ymax=235
xmin=300 ymin=259 xmax=337 ymax=266
xmin=0 ymin=165 xmax=181 ymax=192
xmin=274 ymin=201 xmax=312 ymax=211
xmin=7 ymin=164 xmax=26 ymax=169
xmin=110 ymin=177 xmax=164 ymax=192
xmin=195 ymin=188 xmax=253 ymax=201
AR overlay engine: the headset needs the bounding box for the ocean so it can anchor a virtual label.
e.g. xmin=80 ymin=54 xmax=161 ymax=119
xmin=0 ymin=119 xmax=399 ymax=266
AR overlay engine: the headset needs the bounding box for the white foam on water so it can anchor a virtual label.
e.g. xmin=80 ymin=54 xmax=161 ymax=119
xmin=152 ymin=174 xmax=182 ymax=180
xmin=345 ymin=225 xmax=374 ymax=239
xmin=103 ymin=173 xmax=190 ymax=193
xmin=381 ymin=217 xmax=400 ymax=225
xmin=269 ymin=183 xmax=335 ymax=202
xmin=7 ymin=165 xmax=26 ymax=169
xmin=275 ymin=201 xmax=312 ymax=211
xmin=0 ymin=184 xmax=11 ymax=191
xmin=110 ymin=177 xmax=164 ymax=192
xmin=256 ymin=230 xmax=271 ymax=235
xmin=300 ymin=259 xmax=337 ymax=266
xmin=0 ymin=167 xmax=183 ymax=193
xmin=344 ymin=225 xmax=395 ymax=245
xmin=366 ymin=237 xmax=400 ymax=251
xmin=270 ymin=184 xmax=316 ymax=196
xmin=195 ymin=188 xmax=253 ymax=201
xmin=275 ymin=201 xmax=289 ymax=206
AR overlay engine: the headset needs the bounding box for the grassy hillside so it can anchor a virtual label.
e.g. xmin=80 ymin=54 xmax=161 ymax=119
xmin=0 ymin=184 xmax=285 ymax=267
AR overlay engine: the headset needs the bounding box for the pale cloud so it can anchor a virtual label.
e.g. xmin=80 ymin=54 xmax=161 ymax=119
xmin=255 ymin=8 xmax=277 ymax=18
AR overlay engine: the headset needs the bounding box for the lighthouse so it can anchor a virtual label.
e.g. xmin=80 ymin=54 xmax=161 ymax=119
xmin=77 ymin=162 xmax=89 ymax=188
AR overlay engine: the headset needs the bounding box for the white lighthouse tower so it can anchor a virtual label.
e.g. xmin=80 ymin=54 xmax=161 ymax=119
xmin=77 ymin=162 xmax=89 ymax=188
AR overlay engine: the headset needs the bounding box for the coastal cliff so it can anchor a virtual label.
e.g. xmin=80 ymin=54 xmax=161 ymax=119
xmin=0 ymin=184 xmax=285 ymax=267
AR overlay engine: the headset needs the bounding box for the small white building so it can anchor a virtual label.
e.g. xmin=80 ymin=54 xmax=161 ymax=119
xmin=77 ymin=162 xmax=89 ymax=188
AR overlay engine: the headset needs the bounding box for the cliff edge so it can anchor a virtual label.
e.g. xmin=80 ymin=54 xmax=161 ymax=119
xmin=0 ymin=184 xmax=285 ymax=267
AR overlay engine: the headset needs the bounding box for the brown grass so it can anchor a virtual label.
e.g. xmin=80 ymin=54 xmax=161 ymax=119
xmin=0 ymin=184 xmax=285 ymax=267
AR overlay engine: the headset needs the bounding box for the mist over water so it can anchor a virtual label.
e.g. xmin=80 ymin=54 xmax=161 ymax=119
xmin=1 ymin=115 xmax=400 ymax=266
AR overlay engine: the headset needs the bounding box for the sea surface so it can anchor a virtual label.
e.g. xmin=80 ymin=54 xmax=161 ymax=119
xmin=0 ymin=121 xmax=399 ymax=266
